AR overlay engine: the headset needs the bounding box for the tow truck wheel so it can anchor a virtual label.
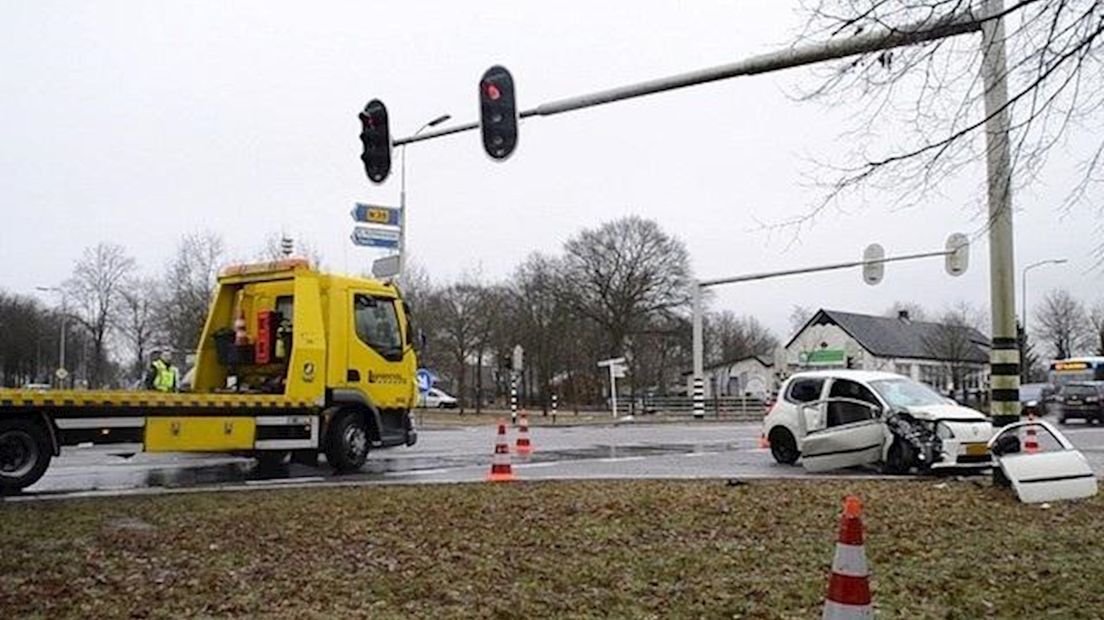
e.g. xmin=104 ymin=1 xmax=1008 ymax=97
xmin=768 ymin=428 xmax=799 ymax=465
xmin=325 ymin=411 xmax=369 ymax=473
xmin=0 ymin=418 xmax=52 ymax=494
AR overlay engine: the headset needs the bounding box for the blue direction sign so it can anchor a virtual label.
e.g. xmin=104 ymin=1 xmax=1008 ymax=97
xmin=415 ymin=369 xmax=434 ymax=394
xmin=351 ymin=203 xmax=401 ymax=227
xmin=350 ymin=226 xmax=400 ymax=249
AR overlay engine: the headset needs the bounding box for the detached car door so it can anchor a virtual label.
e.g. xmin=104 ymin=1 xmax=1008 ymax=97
xmin=801 ymin=378 xmax=886 ymax=473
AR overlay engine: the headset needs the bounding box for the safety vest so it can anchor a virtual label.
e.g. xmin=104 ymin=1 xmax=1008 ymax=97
xmin=152 ymin=359 xmax=176 ymax=392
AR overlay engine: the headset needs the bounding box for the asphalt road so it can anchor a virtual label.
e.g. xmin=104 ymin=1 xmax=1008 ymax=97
xmin=12 ymin=420 xmax=1104 ymax=500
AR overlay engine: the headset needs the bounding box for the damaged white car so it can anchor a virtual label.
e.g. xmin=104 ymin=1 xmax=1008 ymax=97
xmin=764 ymin=370 xmax=993 ymax=474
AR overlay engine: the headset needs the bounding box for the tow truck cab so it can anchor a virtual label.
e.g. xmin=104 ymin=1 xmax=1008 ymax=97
xmin=196 ymin=259 xmax=419 ymax=448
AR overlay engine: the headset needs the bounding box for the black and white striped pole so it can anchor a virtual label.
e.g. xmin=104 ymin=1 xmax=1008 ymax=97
xmin=551 ymin=392 xmax=558 ymax=424
xmin=691 ymin=283 xmax=705 ymax=419
xmin=510 ymin=375 xmax=518 ymax=426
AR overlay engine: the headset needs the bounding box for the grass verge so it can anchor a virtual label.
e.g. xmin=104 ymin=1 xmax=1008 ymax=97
xmin=2 ymin=479 xmax=1102 ymax=618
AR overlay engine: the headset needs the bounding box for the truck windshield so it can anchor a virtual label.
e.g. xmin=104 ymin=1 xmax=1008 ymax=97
xmin=354 ymin=294 xmax=402 ymax=360
xmin=870 ymin=378 xmax=947 ymax=409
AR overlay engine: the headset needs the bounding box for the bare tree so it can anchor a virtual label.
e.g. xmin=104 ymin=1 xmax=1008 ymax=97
xmin=788 ymin=305 xmax=816 ymax=335
xmin=1086 ymin=299 xmax=1104 ymax=355
xmin=795 ymin=1 xmax=1104 ymax=258
xmin=922 ymin=302 xmax=988 ymax=393
xmin=119 ymin=277 xmax=164 ymax=381
xmin=66 ymin=243 xmax=135 ymax=387
xmin=162 ymin=231 xmax=225 ymax=356
xmin=507 ymin=253 xmax=571 ymax=413
xmin=424 ymin=279 xmax=487 ymax=411
xmin=1033 ymin=288 xmax=1090 ymax=358
xmin=559 ymin=216 xmax=693 ymax=356
xmin=704 ymin=311 xmax=779 ymax=365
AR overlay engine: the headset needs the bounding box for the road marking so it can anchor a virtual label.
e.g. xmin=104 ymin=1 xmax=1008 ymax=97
xmin=597 ymin=456 xmax=647 ymax=463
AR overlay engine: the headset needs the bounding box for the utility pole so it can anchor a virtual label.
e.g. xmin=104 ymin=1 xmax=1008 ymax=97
xmin=979 ymin=0 xmax=1019 ymax=426
xmin=399 ymin=114 xmax=451 ymax=279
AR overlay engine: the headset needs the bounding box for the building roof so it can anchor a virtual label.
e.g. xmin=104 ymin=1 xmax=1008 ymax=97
xmin=785 ymin=309 xmax=990 ymax=364
xmin=704 ymin=355 xmax=773 ymax=372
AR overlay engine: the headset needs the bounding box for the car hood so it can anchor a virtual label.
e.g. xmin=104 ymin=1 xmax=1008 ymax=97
xmin=904 ymin=404 xmax=988 ymax=422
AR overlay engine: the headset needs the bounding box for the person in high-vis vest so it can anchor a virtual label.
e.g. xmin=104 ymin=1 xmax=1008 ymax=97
xmin=146 ymin=350 xmax=177 ymax=392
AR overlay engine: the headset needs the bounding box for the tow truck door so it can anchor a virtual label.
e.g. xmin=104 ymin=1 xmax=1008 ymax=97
xmin=801 ymin=379 xmax=886 ymax=472
xmin=345 ymin=291 xmax=409 ymax=410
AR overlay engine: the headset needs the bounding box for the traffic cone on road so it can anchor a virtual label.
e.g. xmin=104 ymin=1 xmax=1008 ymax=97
xmin=757 ymin=431 xmax=770 ymax=449
xmin=823 ymin=496 xmax=873 ymax=620
xmin=1024 ymin=413 xmax=1040 ymax=454
xmin=516 ymin=411 xmax=533 ymax=457
xmin=487 ymin=419 xmax=517 ymax=482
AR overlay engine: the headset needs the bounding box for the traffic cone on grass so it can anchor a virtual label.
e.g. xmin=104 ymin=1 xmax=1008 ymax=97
xmin=516 ymin=411 xmax=533 ymax=457
xmin=823 ymin=496 xmax=873 ymax=619
xmin=486 ymin=419 xmax=517 ymax=482
xmin=1024 ymin=413 xmax=1040 ymax=454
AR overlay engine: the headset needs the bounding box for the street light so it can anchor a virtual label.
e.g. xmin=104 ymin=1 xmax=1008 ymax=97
xmin=398 ymin=113 xmax=451 ymax=278
xmin=35 ymin=286 xmax=67 ymax=386
xmin=1021 ymin=258 xmax=1068 ymax=335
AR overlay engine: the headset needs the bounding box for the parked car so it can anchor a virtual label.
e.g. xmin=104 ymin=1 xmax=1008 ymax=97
xmin=418 ymin=387 xmax=458 ymax=409
xmin=763 ymin=370 xmax=994 ymax=474
xmin=1057 ymin=381 xmax=1104 ymax=424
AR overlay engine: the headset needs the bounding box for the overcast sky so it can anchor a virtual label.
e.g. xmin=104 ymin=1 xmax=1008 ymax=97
xmin=2 ymin=0 xmax=1101 ymax=339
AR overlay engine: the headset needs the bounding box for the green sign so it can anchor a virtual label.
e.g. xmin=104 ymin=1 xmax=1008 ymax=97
xmin=800 ymin=349 xmax=846 ymax=366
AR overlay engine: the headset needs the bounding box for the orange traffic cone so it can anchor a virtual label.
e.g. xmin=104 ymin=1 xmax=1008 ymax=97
xmin=1024 ymin=413 xmax=1040 ymax=454
xmin=757 ymin=432 xmax=770 ymax=449
xmin=487 ymin=419 xmax=517 ymax=482
xmin=516 ymin=411 xmax=533 ymax=457
xmin=823 ymin=496 xmax=873 ymax=619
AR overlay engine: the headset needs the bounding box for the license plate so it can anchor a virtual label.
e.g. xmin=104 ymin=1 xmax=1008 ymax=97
xmin=965 ymin=443 xmax=988 ymax=456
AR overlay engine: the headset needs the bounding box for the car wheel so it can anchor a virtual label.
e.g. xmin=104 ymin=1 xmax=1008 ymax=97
xmin=768 ymin=428 xmax=799 ymax=465
xmin=324 ymin=411 xmax=369 ymax=473
xmin=882 ymin=440 xmax=914 ymax=475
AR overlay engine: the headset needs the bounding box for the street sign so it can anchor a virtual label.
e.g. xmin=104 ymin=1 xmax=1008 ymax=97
xmin=350 ymin=226 xmax=400 ymax=249
xmin=415 ymin=369 xmax=433 ymax=394
xmin=945 ymin=233 xmax=969 ymax=276
xmin=596 ymin=357 xmax=627 ymax=368
xmin=372 ymin=255 xmax=401 ymax=279
xmin=512 ymin=344 xmax=524 ymax=372
xmin=351 ymin=203 xmax=401 ymax=227
xmin=611 ymin=365 xmax=627 ymax=379
xmin=862 ymin=243 xmax=885 ymax=285
xmin=55 ymin=367 xmax=68 ymax=381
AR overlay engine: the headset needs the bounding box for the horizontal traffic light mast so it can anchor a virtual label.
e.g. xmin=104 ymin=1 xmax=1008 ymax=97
xmin=392 ymin=9 xmax=981 ymax=147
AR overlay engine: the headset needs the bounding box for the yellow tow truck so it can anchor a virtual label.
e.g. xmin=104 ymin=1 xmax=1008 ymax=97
xmin=0 ymin=259 xmax=420 ymax=493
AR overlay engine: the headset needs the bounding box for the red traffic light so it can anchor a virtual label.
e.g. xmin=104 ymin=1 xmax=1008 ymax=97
xmin=484 ymin=82 xmax=502 ymax=101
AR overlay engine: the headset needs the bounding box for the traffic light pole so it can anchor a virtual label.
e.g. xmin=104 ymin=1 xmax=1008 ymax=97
xmin=392 ymin=3 xmax=1020 ymax=422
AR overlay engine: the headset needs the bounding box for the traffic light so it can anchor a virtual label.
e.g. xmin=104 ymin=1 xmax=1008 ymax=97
xmin=479 ymin=65 xmax=518 ymax=160
xmin=359 ymin=99 xmax=391 ymax=183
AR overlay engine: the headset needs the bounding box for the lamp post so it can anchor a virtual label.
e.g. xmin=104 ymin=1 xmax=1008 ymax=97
xmin=1021 ymin=258 xmax=1068 ymax=335
xmin=35 ymin=286 xmax=67 ymax=386
xmin=398 ymin=113 xmax=451 ymax=279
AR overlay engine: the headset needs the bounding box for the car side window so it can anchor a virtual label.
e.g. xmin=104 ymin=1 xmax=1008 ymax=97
xmin=786 ymin=378 xmax=825 ymax=404
xmin=826 ymin=379 xmax=880 ymax=427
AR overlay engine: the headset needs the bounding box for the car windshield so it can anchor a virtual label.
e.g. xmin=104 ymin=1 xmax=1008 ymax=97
xmin=870 ymin=378 xmax=947 ymax=409
xmin=1065 ymin=383 xmax=1102 ymax=396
